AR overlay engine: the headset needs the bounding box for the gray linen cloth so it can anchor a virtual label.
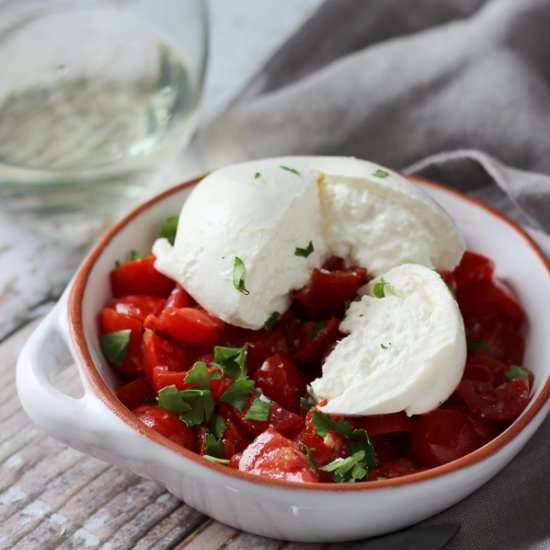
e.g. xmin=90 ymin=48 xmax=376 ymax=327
xmin=197 ymin=0 xmax=550 ymax=548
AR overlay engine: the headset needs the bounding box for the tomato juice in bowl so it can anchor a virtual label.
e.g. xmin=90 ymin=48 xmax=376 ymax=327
xmin=17 ymin=160 xmax=550 ymax=542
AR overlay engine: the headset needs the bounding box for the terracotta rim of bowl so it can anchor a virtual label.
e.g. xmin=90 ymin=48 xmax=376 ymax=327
xmin=68 ymin=173 xmax=550 ymax=491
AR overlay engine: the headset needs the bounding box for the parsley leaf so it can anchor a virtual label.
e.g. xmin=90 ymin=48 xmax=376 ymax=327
xmin=303 ymin=444 xmax=318 ymax=473
xmin=232 ymin=256 xmax=250 ymax=295
xmin=312 ymin=320 xmax=325 ymax=341
xmin=373 ymin=278 xmax=387 ymax=298
xmin=380 ymin=343 xmax=391 ymax=350
xmin=263 ymin=311 xmax=280 ymax=330
xmin=203 ymin=455 xmax=230 ymax=465
xmin=159 ymin=215 xmax=179 ymax=245
xmin=204 ymin=433 xmax=225 ymax=457
xmin=320 ymin=451 xmax=368 ymax=482
xmin=184 ymin=361 xmax=210 ymax=389
xmin=220 ymin=376 xmax=254 ymax=410
xmin=129 ymin=249 xmax=146 ymax=261
xmin=373 ymin=169 xmax=389 ymax=178
xmin=468 ymin=340 xmax=492 ymax=353
xmin=100 ymin=329 xmax=131 ymax=367
xmin=505 ymin=365 xmax=530 ymax=381
xmin=300 ymin=384 xmax=318 ymax=411
xmin=254 ymin=172 xmax=261 ymax=179
xmin=244 ymin=392 xmax=272 ymax=421
xmin=179 ymin=388 xmax=216 ymax=427
xmin=447 ymin=284 xmax=457 ymax=299
xmin=157 ymin=385 xmax=192 ymax=416
xmin=295 ymin=241 xmax=314 ymax=258
xmin=213 ymin=345 xmax=247 ymax=380
xmin=210 ymin=415 xmax=227 ymax=439
xmin=280 ymin=165 xmax=301 ymax=176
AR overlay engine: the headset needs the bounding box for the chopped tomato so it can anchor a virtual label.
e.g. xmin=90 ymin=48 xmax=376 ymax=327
xmin=253 ymin=354 xmax=306 ymax=413
xmin=152 ymin=367 xmax=189 ymax=393
xmin=322 ymin=256 xmax=346 ymax=271
xmin=115 ymin=377 xmax=152 ymax=410
xmin=351 ymin=412 xmax=412 ymax=436
xmin=242 ymin=329 xmax=288 ymax=374
xmin=453 ymin=251 xmax=495 ymax=288
xmin=110 ymin=295 xmax=165 ymax=321
xmin=133 ymin=405 xmax=195 ymax=450
xmin=145 ymin=307 xmax=224 ymax=346
xmin=196 ymin=414 xmax=250 ymax=459
xmin=237 ymin=428 xmax=318 ymax=482
xmin=164 ymin=284 xmax=191 ymax=309
xmin=369 ymin=458 xmax=420 ymax=480
xmin=100 ymin=307 xmax=143 ymax=378
xmin=409 ymin=408 xmax=498 ymax=467
xmin=294 ymin=267 xmax=367 ymax=316
xmin=457 ymin=377 xmax=531 ymax=422
xmin=142 ymin=329 xmax=197 ymax=382
xmin=110 ymin=256 xmax=175 ymax=298
xmin=289 ymin=317 xmax=342 ymax=366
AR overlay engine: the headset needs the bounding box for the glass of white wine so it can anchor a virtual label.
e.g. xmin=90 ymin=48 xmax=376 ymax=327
xmin=0 ymin=0 xmax=208 ymax=215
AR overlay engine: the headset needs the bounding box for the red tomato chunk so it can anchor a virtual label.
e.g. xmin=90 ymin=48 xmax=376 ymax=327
xmin=134 ymin=405 xmax=195 ymax=450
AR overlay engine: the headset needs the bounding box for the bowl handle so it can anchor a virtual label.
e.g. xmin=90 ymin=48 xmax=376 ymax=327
xmin=16 ymin=295 xmax=153 ymax=472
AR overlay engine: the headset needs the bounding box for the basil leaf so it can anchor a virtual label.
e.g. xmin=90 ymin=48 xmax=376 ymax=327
xmin=220 ymin=376 xmax=254 ymax=410
xmin=232 ymin=256 xmax=250 ymax=295
xmin=184 ymin=361 xmax=210 ymax=389
xmin=373 ymin=277 xmax=387 ymax=299
xmin=203 ymin=455 xmax=230 ymax=465
xmin=204 ymin=433 xmax=225 ymax=457
xmin=505 ymin=365 xmax=530 ymax=381
xmin=295 ymin=241 xmax=314 ymax=258
xmin=100 ymin=329 xmax=131 ymax=367
xmin=213 ymin=345 xmax=248 ymax=380
xmin=210 ymin=415 xmax=227 ymax=439
xmin=244 ymin=392 xmax=272 ymax=422
xmin=372 ymin=169 xmax=389 ymax=178
xmin=280 ymin=165 xmax=301 ymax=176
xmin=157 ymin=385 xmax=192 ymax=416
xmin=263 ymin=311 xmax=280 ymax=331
xmin=159 ymin=215 xmax=179 ymax=245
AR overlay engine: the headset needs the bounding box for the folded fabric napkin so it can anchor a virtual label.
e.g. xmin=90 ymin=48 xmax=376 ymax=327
xmin=196 ymin=1 xmax=550 ymax=548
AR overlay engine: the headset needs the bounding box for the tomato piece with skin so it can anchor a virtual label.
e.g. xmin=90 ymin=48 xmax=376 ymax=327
xmin=241 ymin=329 xmax=288 ymax=374
xmin=196 ymin=414 xmax=250 ymax=459
xmin=322 ymin=256 xmax=346 ymax=271
xmin=231 ymin=398 xmax=305 ymax=439
xmin=253 ymin=354 xmax=306 ymax=413
xmin=290 ymin=317 xmax=342 ymax=366
xmin=369 ymin=458 xmax=420 ymax=480
xmin=409 ymin=408 xmax=498 ymax=467
xmin=457 ymin=377 xmax=531 ymax=422
xmin=116 ymin=377 xmax=152 ymax=410
xmin=133 ymin=405 xmax=195 ymax=450
xmin=110 ymin=256 xmax=175 ymax=298
xmin=293 ymin=267 xmax=367 ymax=316
xmin=152 ymin=367 xmax=190 ymax=393
xmin=144 ymin=307 xmax=224 ymax=346
xmin=453 ymin=251 xmax=495 ymax=289
xmin=237 ymin=428 xmax=318 ymax=483
xmin=100 ymin=307 xmax=143 ymax=378
xmin=164 ymin=284 xmax=191 ymax=310
xmin=351 ymin=412 xmax=413 ymax=436
xmin=110 ymin=295 xmax=165 ymax=322
xmin=142 ymin=330 xmax=197 ymax=382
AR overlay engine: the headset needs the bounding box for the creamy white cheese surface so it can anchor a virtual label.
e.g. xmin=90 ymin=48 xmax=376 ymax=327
xmin=313 ymin=156 xmax=465 ymax=276
xmin=153 ymin=158 xmax=326 ymax=329
xmin=311 ymin=264 xmax=466 ymax=416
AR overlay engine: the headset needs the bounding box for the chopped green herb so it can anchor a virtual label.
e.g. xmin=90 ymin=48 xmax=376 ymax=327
xmin=447 ymin=284 xmax=457 ymax=299
xmin=300 ymin=384 xmax=318 ymax=412
xmin=184 ymin=361 xmax=210 ymax=389
xmin=254 ymin=172 xmax=261 ymax=179
xmin=468 ymin=340 xmax=491 ymax=353
xmin=178 ymin=388 xmax=216 ymax=427
xmin=303 ymin=444 xmax=318 ymax=473
xmin=320 ymin=451 xmax=368 ymax=483
xmin=280 ymin=165 xmax=301 ymax=176
xmin=295 ymin=241 xmax=314 ymax=258
xmin=159 ymin=215 xmax=179 ymax=245
xmin=129 ymin=249 xmax=146 ymax=261
xmin=263 ymin=311 xmax=280 ymax=330
xmin=203 ymin=455 xmax=230 ymax=465
xmin=213 ymin=345 xmax=248 ymax=380
xmin=204 ymin=433 xmax=225 ymax=457
xmin=210 ymin=415 xmax=227 ymax=439
xmin=220 ymin=376 xmax=254 ymax=410
xmin=373 ymin=278 xmax=387 ymax=299
xmin=244 ymin=392 xmax=272 ymax=421
xmin=373 ymin=169 xmax=389 ymax=178
xmin=100 ymin=329 xmax=131 ymax=367
xmin=312 ymin=320 xmax=326 ymax=341
xmin=232 ymin=256 xmax=250 ymax=295
xmin=157 ymin=385 xmax=192 ymax=416
xmin=505 ymin=365 xmax=530 ymax=381
xmin=380 ymin=343 xmax=391 ymax=350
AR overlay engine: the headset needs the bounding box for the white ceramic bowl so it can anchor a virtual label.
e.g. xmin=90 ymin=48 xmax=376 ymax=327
xmin=17 ymin=175 xmax=550 ymax=543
